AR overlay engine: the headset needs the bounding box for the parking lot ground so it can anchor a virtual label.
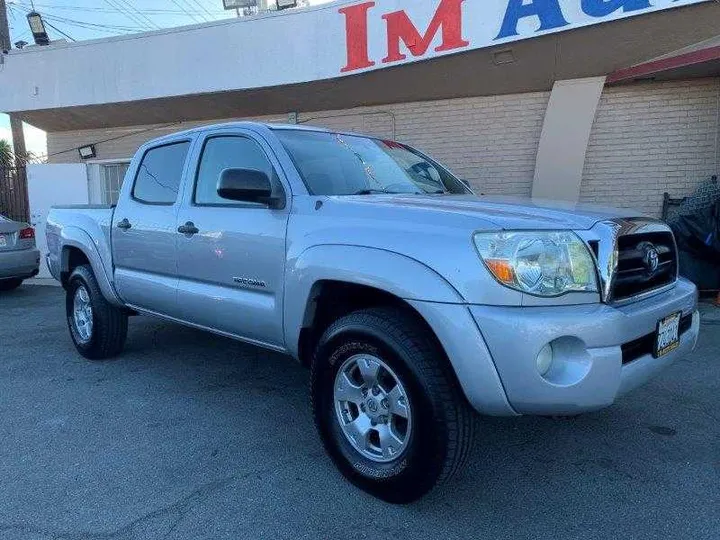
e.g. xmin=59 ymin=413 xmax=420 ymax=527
xmin=0 ymin=286 xmax=718 ymax=540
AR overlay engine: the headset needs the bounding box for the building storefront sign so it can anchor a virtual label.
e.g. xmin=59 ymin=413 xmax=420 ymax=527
xmin=339 ymin=0 xmax=708 ymax=73
xmin=0 ymin=0 xmax=711 ymax=113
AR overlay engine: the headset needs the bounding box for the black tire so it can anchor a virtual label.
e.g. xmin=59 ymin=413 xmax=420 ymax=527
xmin=0 ymin=278 xmax=23 ymax=291
xmin=311 ymin=307 xmax=475 ymax=503
xmin=66 ymin=264 xmax=128 ymax=360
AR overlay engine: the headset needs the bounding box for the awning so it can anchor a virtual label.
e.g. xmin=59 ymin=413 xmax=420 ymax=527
xmin=608 ymin=36 xmax=720 ymax=84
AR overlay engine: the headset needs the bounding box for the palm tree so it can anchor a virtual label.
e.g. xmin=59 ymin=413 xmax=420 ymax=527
xmin=0 ymin=139 xmax=13 ymax=168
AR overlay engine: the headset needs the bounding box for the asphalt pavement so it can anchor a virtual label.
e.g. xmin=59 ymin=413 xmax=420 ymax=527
xmin=0 ymin=286 xmax=718 ymax=540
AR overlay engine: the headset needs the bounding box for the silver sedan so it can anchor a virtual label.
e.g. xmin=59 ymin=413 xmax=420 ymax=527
xmin=0 ymin=214 xmax=40 ymax=291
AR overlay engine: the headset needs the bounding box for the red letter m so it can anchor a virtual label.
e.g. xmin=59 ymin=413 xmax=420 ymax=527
xmin=382 ymin=0 xmax=469 ymax=64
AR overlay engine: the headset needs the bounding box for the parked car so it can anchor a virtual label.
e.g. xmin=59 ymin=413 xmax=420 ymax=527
xmin=0 ymin=213 xmax=39 ymax=291
xmin=46 ymin=122 xmax=700 ymax=503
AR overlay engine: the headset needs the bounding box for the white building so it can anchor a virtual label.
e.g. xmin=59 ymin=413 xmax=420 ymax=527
xmin=0 ymin=0 xmax=718 ymax=219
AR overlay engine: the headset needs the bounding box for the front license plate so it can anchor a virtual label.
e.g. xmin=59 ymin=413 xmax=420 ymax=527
xmin=655 ymin=312 xmax=681 ymax=358
xmin=0 ymin=235 xmax=6 ymax=247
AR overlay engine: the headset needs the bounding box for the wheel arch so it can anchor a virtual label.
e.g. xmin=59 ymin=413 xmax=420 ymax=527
xmin=284 ymin=244 xmax=465 ymax=365
xmin=59 ymin=228 xmax=123 ymax=307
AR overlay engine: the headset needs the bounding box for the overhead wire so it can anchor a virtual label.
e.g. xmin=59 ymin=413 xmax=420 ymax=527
xmin=113 ymin=0 xmax=161 ymax=29
xmin=44 ymin=123 xmax=184 ymax=160
xmin=170 ymin=0 xmax=204 ymax=23
xmin=15 ymin=3 xmax=215 ymax=16
xmin=12 ymin=0 xmax=224 ymax=38
xmin=187 ymin=0 xmax=215 ymax=21
xmin=44 ymin=21 xmax=76 ymax=41
xmin=102 ymin=0 xmax=155 ymax=31
xmin=40 ymin=14 xmax=144 ymax=33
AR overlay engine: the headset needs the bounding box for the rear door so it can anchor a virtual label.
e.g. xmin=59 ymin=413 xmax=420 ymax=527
xmin=112 ymin=139 xmax=193 ymax=316
xmin=175 ymin=129 xmax=290 ymax=348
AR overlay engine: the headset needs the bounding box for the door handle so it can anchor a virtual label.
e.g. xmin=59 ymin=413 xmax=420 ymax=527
xmin=177 ymin=221 xmax=199 ymax=236
xmin=117 ymin=218 xmax=132 ymax=230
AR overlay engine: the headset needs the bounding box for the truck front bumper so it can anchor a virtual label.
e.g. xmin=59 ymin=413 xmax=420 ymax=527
xmin=0 ymin=248 xmax=40 ymax=281
xmin=410 ymin=278 xmax=699 ymax=417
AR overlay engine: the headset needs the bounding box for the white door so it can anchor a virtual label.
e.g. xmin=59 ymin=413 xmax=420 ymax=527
xmin=27 ymin=164 xmax=89 ymax=278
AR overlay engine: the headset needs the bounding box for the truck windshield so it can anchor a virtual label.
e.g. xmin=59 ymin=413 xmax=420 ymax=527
xmin=275 ymin=130 xmax=470 ymax=196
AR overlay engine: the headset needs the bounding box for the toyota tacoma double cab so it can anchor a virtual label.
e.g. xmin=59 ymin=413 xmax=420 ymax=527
xmin=46 ymin=122 xmax=700 ymax=503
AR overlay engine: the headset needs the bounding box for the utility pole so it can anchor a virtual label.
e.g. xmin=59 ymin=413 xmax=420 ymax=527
xmin=0 ymin=0 xmax=8 ymax=52
xmin=0 ymin=0 xmax=27 ymax=166
xmin=0 ymin=0 xmax=30 ymax=220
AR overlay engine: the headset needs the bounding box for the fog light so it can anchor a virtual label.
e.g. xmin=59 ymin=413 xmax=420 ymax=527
xmin=536 ymin=343 xmax=554 ymax=376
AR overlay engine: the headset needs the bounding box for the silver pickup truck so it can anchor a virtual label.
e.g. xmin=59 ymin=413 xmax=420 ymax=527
xmin=47 ymin=122 xmax=700 ymax=503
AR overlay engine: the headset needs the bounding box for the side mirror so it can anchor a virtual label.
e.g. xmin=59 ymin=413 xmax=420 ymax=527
xmin=217 ymin=168 xmax=284 ymax=208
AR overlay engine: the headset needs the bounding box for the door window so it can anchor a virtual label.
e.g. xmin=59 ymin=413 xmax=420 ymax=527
xmin=194 ymin=136 xmax=274 ymax=206
xmin=132 ymin=142 xmax=190 ymax=205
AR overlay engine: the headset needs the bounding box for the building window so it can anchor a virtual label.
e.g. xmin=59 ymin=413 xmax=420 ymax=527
xmin=101 ymin=163 xmax=130 ymax=205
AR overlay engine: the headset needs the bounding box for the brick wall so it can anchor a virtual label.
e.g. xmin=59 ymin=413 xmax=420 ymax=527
xmin=46 ymin=91 xmax=550 ymax=198
xmin=580 ymin=78 xmax=720 ymax=217
xmin=46 ymin=78 xmax=720 ymax=216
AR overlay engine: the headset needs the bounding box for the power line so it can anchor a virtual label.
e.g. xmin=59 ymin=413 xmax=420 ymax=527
xmin=11 ymin=1 xmax=146 ymax=33
xmin=41 ymin=14 xmax=143 ymax=32
xmin=170 ymin=0 xmax=203 ymax=23
xmin=181 ymin=0 xmax=208 ymax=22
xmin=14 ymin=2 xmax=219 ymax=16
xmin=44 ymin=20 xmax=76 ymax=41
xmin=114 ymin=0 xmax=161 ymax=29
xmin=45 ymin=123 xmax=183 ymax=160
xmin=187 ymin=0 xmax=215 ymax=20
xmin=8 ymin=2 xmax=146 ymax=43
xmin=102 ymin=0 xmax=154 ymax=31
xmin=8 ymin=0 xmax=228 ymax=43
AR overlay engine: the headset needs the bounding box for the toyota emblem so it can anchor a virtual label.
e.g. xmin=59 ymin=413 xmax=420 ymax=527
xmin=642 ymin=244 xmax=660 ymax=274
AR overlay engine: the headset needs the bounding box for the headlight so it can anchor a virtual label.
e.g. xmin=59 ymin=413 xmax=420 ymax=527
xmin=473 ymin=231 xmax=598 ymax=297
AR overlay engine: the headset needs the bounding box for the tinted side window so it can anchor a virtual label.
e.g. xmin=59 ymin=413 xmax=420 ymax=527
xmin=195 ymin=136 xmax=274 ymax=206
xmin=132 ymin=142 xmax=190 ymax=204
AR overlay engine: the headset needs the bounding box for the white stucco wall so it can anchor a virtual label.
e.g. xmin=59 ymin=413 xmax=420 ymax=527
xmin=0 ymin=0 xmax=708 ymax=113
xmin=27 ymin=164 xmax=89 ymax=277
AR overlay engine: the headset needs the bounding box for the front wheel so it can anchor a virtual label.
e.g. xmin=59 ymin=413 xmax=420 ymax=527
xmin=66 ymin=265 xmax=128 ymax=360
xmin=311 ymin=307 xmax=475 ymax=503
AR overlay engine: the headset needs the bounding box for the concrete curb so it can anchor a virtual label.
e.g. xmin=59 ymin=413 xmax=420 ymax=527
xmin=25 ymin=278 xmax=61 ymax=287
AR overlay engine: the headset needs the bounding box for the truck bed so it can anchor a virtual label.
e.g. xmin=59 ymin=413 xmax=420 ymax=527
xmin=46 ymin=205 xmax=116 ymax=282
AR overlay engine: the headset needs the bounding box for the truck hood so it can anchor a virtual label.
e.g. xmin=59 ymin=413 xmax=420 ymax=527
xmin=337 ymin=194 xmax=642 ymax=230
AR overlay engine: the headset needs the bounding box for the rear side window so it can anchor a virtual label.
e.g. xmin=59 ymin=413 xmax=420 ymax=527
xmin=132 ymin=142 xmax=190 ymax=204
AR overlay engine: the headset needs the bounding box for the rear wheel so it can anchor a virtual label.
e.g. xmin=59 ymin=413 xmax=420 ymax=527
xmin=66 ymin=265 xmax=128 ymax=360
xmin=311 ymin=307 xmax=475 ymax=503
xmin=0 ymin=279 xmax=23 ymax=291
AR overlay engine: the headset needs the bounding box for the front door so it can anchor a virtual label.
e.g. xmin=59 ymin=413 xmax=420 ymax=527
xmin=112 ymin=140 xmax=192 ymax=316
xmin=175 ymin=132 xmax=290 ymax=349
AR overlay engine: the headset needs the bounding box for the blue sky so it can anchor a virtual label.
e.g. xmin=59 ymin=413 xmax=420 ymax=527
xmin=1 ymin=0 xmax=331 ymax=156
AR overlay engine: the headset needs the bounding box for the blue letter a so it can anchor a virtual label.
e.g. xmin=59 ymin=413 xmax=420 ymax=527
xmin=581 ymin=0 xmax=651 ymax=18
xmin=496 ymin=0 xmax=569 ymax=40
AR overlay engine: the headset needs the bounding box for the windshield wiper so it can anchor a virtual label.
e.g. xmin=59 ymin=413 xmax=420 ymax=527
xmin=353 ymin=189 xmax=406 ymax=195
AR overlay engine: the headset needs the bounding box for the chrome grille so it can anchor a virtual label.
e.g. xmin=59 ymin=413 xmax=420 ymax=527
xmin=589 ymin=219 xmax=679 ymax=304
xmin=613 ymin=231 xmax=677 ymax=301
